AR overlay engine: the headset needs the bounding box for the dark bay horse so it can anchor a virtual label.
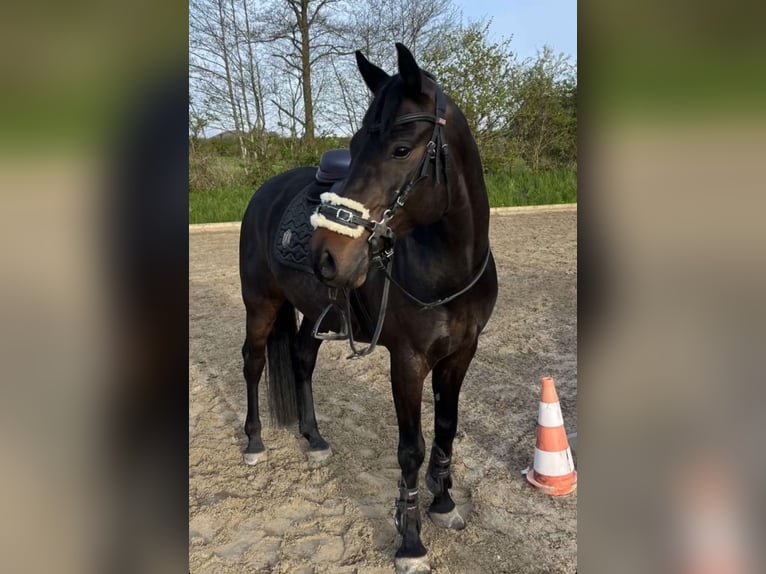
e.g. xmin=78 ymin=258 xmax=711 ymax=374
xmin=239 ymin=43 xmax=497 ymax=573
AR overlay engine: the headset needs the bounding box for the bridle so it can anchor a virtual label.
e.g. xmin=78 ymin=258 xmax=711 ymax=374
xmin=315 ymin=79 xmax=451 ymax=248
xmin=311 ymin=79 xmax=491 ymax=358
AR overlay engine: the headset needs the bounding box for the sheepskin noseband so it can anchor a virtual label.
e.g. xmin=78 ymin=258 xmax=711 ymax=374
xmin=310 ymin=192 xmax=371 ymax=239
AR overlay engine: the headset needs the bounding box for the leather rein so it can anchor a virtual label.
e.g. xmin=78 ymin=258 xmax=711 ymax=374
xmin=312 ymin=80 xmax=491 ymax=359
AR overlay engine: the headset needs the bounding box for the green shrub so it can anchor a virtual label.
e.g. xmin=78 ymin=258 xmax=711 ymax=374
xmin=190 ymin=167 xmax=576 ymax=224
xmin=485 ymin=168 xmax=577 ymax=206
xmin=189 ymin=133 xmax=575 ymax=223
xmin=189 ymin=154 xmax=250 ymax=193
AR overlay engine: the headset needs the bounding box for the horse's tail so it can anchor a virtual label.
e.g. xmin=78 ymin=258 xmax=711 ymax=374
xmin=266 ymin=301 xmax=299 ymax=427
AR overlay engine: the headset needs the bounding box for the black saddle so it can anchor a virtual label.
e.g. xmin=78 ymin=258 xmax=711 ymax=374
xmin=315 ymin=149 xmax=351 ymax=184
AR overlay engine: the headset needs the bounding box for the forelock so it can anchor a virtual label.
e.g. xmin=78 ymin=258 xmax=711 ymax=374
xmin=362 ymin=76 xmax=404 ymax=139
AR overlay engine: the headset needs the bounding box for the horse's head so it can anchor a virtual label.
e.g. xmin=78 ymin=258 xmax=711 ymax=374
xmin=311 ymin=43 xmax=453 ymax=289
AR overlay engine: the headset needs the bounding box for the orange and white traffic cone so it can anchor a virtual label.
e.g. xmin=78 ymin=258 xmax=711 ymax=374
xmin=524 ymin=377 xmax=577 ymax=496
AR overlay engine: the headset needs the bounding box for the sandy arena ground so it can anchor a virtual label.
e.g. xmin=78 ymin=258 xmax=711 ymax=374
xmin=189 ymin=207 xmax=577 ymax=573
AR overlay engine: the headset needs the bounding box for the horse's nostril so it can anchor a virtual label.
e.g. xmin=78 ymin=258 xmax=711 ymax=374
xmin=318 ymin=249 xmax=337 ymax=280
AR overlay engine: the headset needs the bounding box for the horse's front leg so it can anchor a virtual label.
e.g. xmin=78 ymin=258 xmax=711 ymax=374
xmin=426 ymin=340 xmax=478 ymax=529
xmin=390 ymin=349 xmax=430 ymax=574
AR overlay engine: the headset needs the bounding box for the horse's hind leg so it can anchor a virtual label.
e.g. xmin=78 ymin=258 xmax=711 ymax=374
xmin=241 ymin=297 xmax=282 ymax=465
xmin=293 ymin=316 xmax=331 ymax=461
xmin=426 ymin=340 xmax=478 ymax=529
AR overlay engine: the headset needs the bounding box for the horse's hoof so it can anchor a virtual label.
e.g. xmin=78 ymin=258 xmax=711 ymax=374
xmin=428 ymin=506 xmax=466 ymax=530
xmin=306 ymin=446 xmax=333 ymax=462
xmin=243 ymin=450 xmax=267 ymax=465
xmin=395 ymin=556 xmax=431 ymax=574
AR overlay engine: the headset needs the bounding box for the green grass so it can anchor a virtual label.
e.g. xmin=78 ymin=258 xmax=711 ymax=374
xmin=485 ymin=168 xmax=577 ymax=207
xmin=189 ymin=185 xmax=256 ymax=224
xmin=189 ymin=168 xmax=577 ymax=224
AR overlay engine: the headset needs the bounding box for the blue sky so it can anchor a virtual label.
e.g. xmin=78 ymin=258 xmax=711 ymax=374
xmin=453 ymin=0 xmax=577 ymax=62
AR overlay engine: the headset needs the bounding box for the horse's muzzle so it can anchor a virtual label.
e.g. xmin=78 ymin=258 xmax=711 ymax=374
xmin=311 ymin=229 xmax=370 ymax=289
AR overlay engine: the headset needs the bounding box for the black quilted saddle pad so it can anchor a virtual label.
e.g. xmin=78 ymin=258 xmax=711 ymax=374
xmin=273 ymin=182 xmax=324 ymax=274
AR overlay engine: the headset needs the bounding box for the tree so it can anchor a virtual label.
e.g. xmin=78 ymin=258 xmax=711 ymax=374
xmin=190 ymin=0 xmax=271 ymax=164
xmin=510 ymin=46 xmax=576 ymax=170
xmin=322 ymin=0 xmax=461 ymax=136
xmin=421 ymin=20 xmax=518 ymax=171
xmin=553 ymin=78 xmax=577 ymax=164
xmin=256 ymin=0 xmax=351 ymax=145
xmin=190 ymin=0 xmax=245 ymax=162
xmin=189 ymin=95 xmax=218 ymax=153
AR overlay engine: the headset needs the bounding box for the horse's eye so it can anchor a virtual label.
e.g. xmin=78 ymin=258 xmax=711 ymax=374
xmin=392 ymin=146 xmax=411 ymax=159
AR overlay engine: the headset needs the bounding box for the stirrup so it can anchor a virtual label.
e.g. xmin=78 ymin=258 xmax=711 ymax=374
xmin=311 ymin=302 xmax=349 ymax=340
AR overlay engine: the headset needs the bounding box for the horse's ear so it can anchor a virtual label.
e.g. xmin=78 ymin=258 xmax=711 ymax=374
xmin=395 ymin=42 xmax=422 ymax=95
xmin=355 ymin=50 xmax=390 ymax=94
